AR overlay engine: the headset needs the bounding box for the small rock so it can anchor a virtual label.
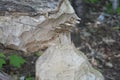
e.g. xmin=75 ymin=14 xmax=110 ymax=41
xmin=91 ymin=57 xmax=98 ymax=66
xmin=115 ymin=54 xmax=120 ymax=58
xmin=105 ymin=62 xmax=113 ymax=68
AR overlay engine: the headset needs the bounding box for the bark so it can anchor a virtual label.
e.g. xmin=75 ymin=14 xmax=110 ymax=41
xmin=0 ymin=71 xmax=14 ymax=80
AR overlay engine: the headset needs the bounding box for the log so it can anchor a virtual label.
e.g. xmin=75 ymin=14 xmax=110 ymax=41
xmin=0 ymin=71 xmax=14 ymax=80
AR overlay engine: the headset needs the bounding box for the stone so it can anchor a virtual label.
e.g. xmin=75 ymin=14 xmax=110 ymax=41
xmin=36 ymin=34 xmax=104 ymax=80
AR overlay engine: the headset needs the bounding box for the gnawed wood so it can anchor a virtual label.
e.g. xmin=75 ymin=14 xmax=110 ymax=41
xmin=36 ymin=33 xmax=104 ymax=80
xmin=0 ymin=0 xmax=104 ymax=80
xmin=0 ymin=0 xmax=78 ymax=53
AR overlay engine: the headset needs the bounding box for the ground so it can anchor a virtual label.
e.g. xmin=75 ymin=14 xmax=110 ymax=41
xmin=0 ymin=13 xmax=120 ymax=80
xmin=72 ymin=13 xmax=120 ymax=80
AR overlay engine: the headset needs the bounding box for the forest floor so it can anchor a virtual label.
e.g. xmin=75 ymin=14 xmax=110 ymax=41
xmin=72 ymin=13 xmax=120 ymax=80
xmin=0 ymin=13 xmax=120 ymax=80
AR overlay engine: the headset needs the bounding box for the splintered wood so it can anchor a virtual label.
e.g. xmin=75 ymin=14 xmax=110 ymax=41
xmin=0 ymin=0 xmax=64 ymax=16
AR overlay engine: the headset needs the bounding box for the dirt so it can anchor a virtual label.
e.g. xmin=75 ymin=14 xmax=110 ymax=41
xmin=71 ymin=14 xmax=120 ymax=80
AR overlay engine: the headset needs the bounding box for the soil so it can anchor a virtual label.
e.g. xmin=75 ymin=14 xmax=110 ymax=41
xmin=0 ymin=13 xmax=120 ymax=80
xmin=71 ymin=13 xmax=120 ymax=80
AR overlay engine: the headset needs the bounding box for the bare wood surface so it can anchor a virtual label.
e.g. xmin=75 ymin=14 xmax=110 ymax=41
xmin=0 ymin=0 xmax=64 ymax=16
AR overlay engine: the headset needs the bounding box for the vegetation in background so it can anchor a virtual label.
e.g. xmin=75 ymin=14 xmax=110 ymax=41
xmin=84 ymin=0 xmax=120 ymax=14
xmin=25 ymin=76 xmax=34 ymax=80
xmin=116 ymin=7 xmax=120 ymax=14
xmin=104 ymin=1 xmax=113 ymax=14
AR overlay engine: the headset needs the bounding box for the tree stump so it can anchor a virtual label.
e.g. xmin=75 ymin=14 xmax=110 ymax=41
xmin=0 ymin=0 xmax=77 ymax=53
xmin=0 ymin=0 xmax=104 ymax=80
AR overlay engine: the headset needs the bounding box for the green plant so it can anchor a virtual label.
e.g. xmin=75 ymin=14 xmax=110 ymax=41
xmin=116 ymin=7 xmax=120 ymax=14
xmin=0 ymin=53 xmax=6 ymax=58
xmin=104 ymin=2 xmax=113 ymax=14
xmin=9 ymin=54 xmax=26 ymax=68
xmin=0 ymin=53 xmax=6 ymax=69
xmin=104 ymin=2 xmax=120 ymax=14
xmin=25 ymin=76 xmax=34 ymax=80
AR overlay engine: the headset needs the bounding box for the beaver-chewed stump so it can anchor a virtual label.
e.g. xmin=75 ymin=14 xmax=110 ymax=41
xmin=0 ymin=0 xmax=104 ymax=80
xmin=0 ymin=0 xmax=78 ymax=53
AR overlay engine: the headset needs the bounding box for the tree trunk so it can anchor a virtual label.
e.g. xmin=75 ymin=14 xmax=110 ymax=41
xmin=0 ymin=71 xmax=14 ymax=80
xmin=0 ymin=0 xmax=104 ymax=80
